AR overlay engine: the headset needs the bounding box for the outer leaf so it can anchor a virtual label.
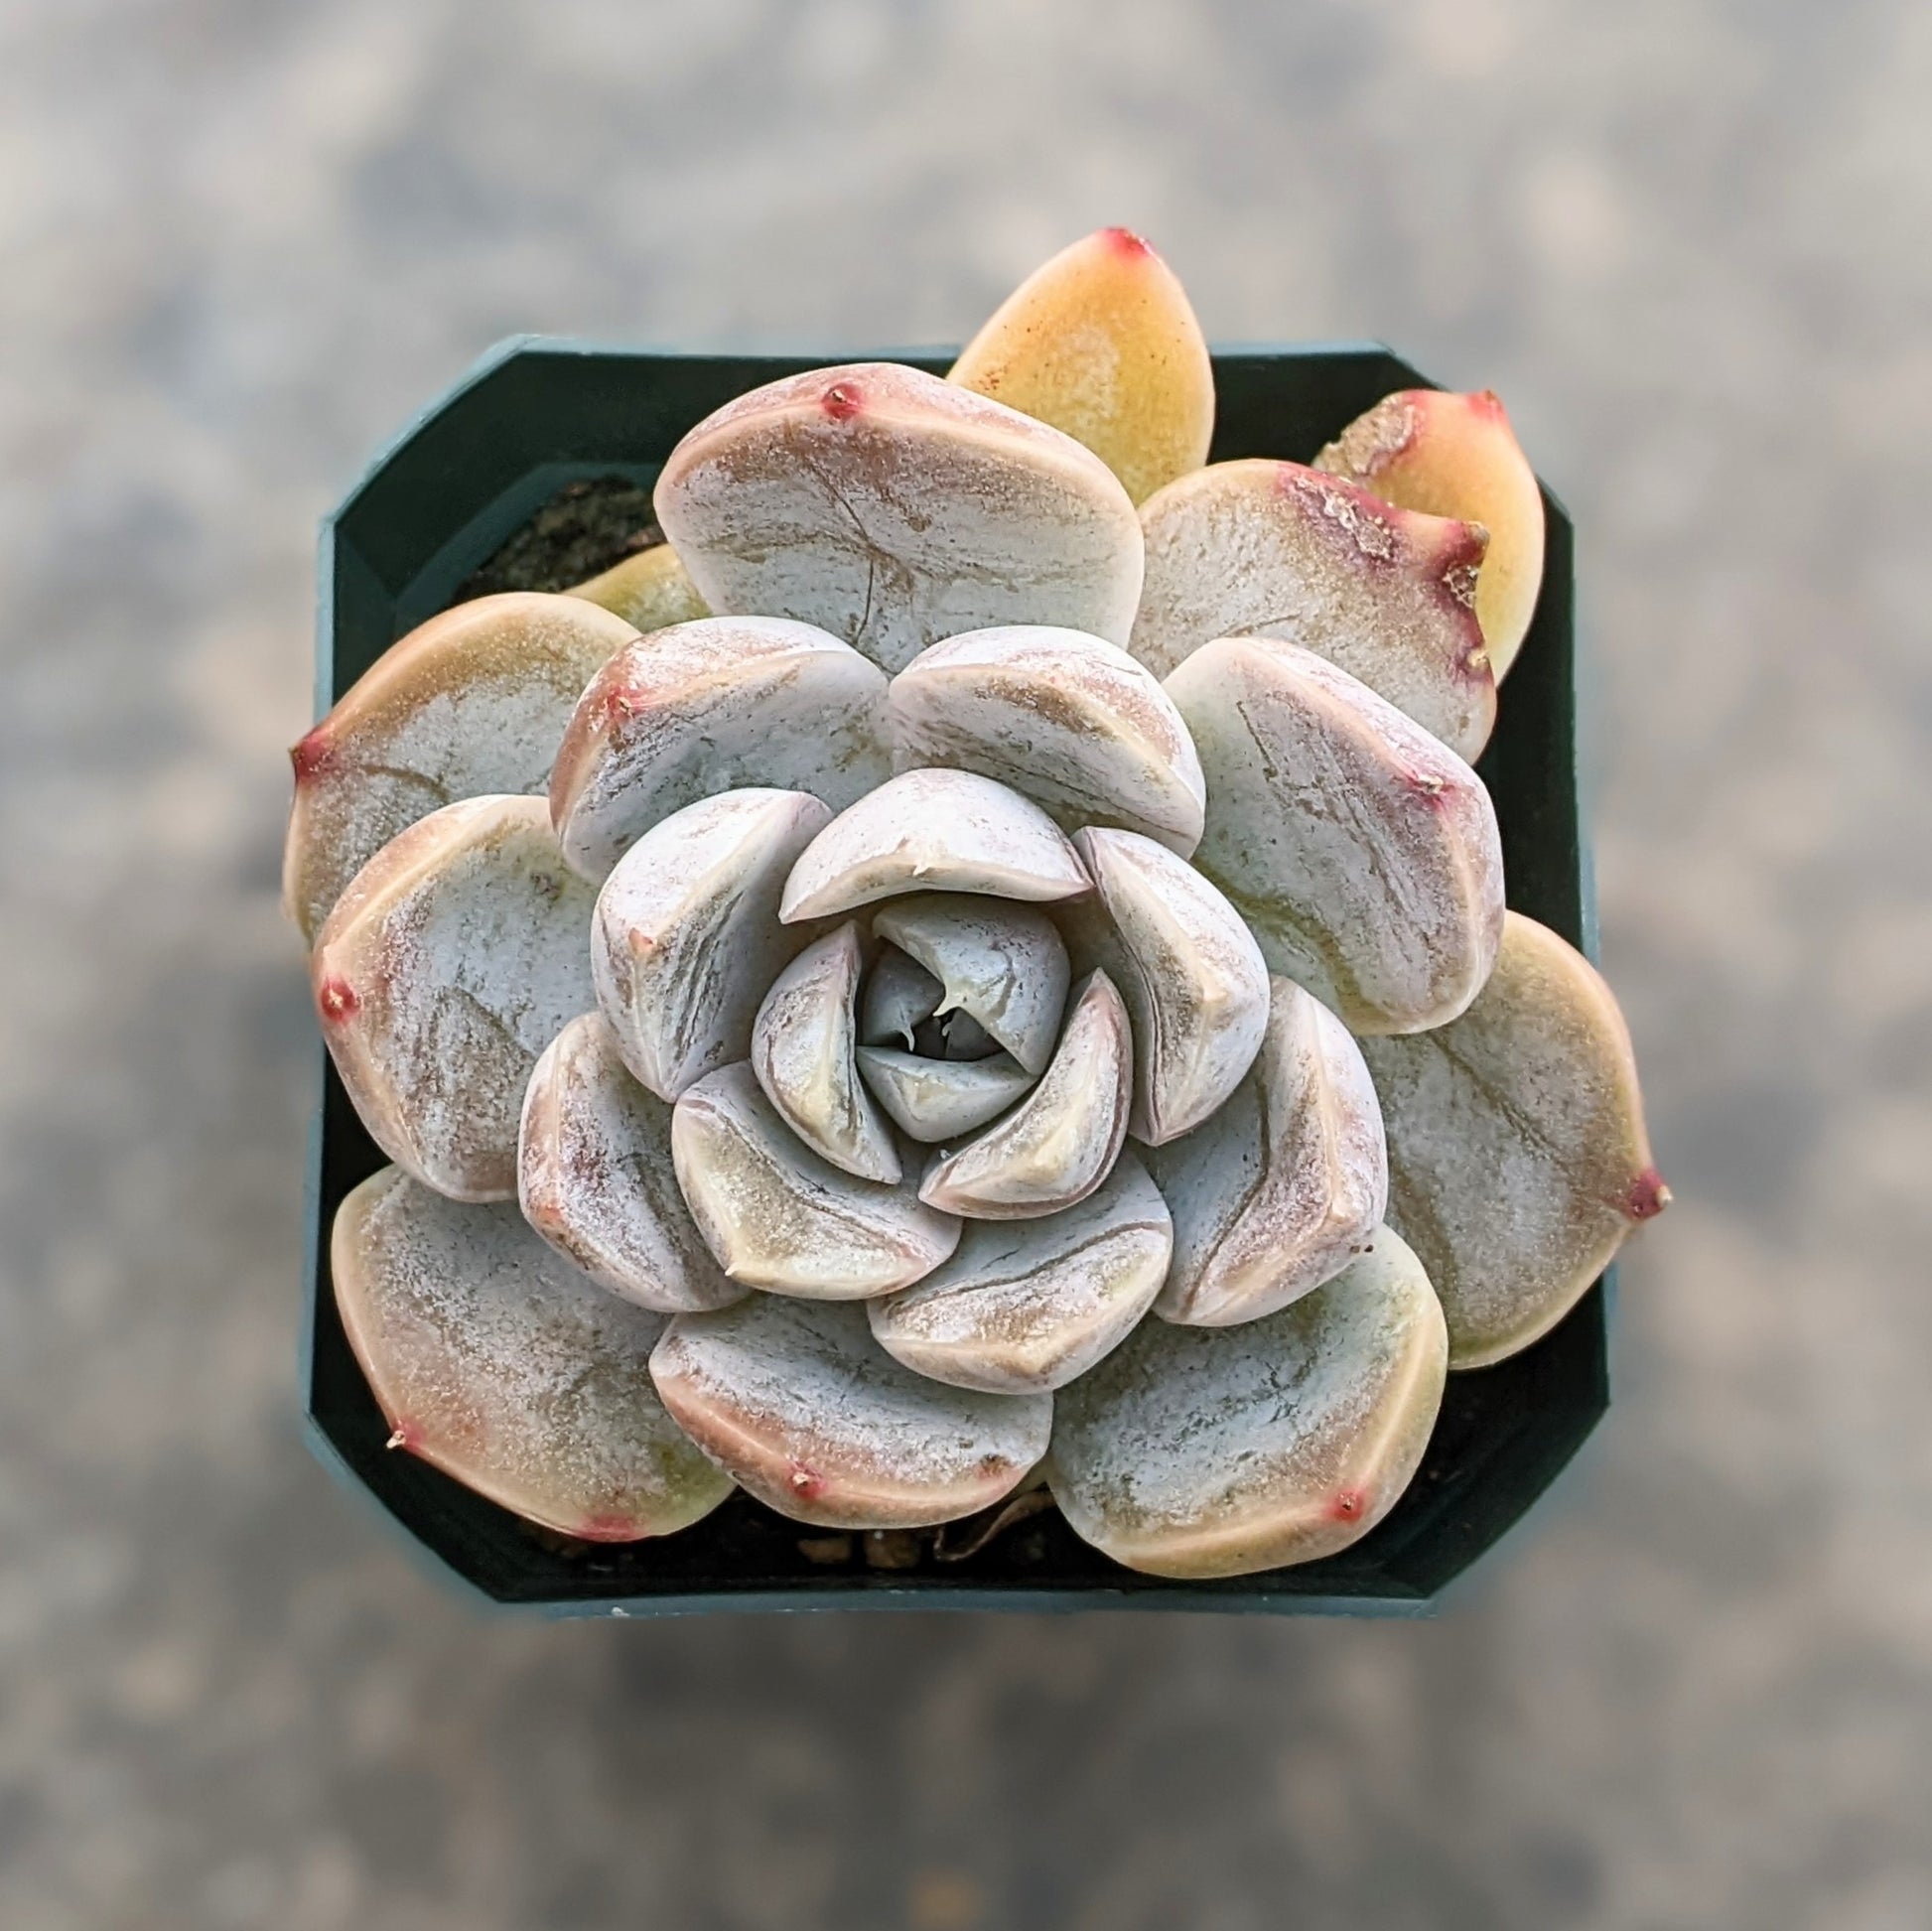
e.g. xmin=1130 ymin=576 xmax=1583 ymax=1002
xmin=948 ymin=227 xmax=1214 ymax=506
xmin=569 ymin=540 xmax=710 ymax=633
xmin=1315 ymin=388 xmax=1546 ymax=680
xmin=1358 ymin=911 xmax=1669 ymax=1368
xmin=1048 ymin=1228 xmax=1448 ymax=1578
xmin=651 ymin=1297 xmax=1051 ymax=1528
xmin=284 ymin=592 xmax=635 ymax=940
xmin=654 ymin=361 xmax=1143 ymax=673
xmin=1132 ymin=461 xmax=1495 ymax=762
xmin=1165 ymin=636 xmax=1504 ymax=1034
xmin=333 ymin=1168 xmax=733 ymax=1540
xmin=312 ymin=795 xmax=597 ymax=1202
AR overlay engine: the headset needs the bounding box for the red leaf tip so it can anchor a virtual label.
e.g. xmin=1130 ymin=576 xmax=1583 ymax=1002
xmin=290 ymin=727 xmax=334 ymax=782
xmin=1625 ymin=1168 xmax=1672 ymax=1221
xmin=317 ymin=976 xmax=360 ymax=1024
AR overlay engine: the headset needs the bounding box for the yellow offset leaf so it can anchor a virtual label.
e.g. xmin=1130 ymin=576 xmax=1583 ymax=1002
xmin=570 ymin=540 xmax=710 ymax=633
xmin=951 ymin=227 xmax=1215 ymax=506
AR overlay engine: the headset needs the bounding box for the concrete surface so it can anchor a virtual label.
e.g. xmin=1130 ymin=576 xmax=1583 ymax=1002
xmin=2 ymin=2 xmax=1928 ymax=1926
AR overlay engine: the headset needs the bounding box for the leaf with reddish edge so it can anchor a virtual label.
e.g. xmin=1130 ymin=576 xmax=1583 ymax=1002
xmin=949 ymin=226 xmax=1214 ymax=506
xmin=650 ymin=1296 xmax=1050 ymax=1529
xmin=334 ymin=1168 xmax=733 ymax=1541
xmin=1315 ymin=387 xmax=1546 ymax=681
xmin=1132 ymin=460 xmax=1496 ymax=762
xmin=550 ymin=616 xmax=889 ymax=884
xmin=313 ymin=795 xmax=597 ymax=1203
xmin=1165 ymin=635 xmax=1504 ymax=1035
xmin=1358 ymin=911 xmax=1670 ymax=1369
xmin=1048 ymin=1229 xmax=1447 ymax=1579
xmin=285 ymin=591 xmax=636 ymax=941
xmin=654 ymin=361 xmax=1143 ymax=674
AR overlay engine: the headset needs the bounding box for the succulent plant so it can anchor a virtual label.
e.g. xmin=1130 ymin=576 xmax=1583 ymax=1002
xmin=290 ymin=230 xmax=1667 ymax=1576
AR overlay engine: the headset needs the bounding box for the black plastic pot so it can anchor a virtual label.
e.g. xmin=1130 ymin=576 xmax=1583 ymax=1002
xmin=303 ymin=339 xmax=1604 ymax=1617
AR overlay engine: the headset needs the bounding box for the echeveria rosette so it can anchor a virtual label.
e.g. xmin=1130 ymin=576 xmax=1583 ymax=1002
xmin=289 ymin=227 xmax=1668 ymax=1578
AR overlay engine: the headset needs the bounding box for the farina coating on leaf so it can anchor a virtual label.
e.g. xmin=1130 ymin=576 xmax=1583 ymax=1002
xmin=650 ymin=1296 xmax=1051 ymax=1528
xmin=517 ymin=1012 xmax=749 ymax=1313
xmin=1359 ymin=911 xmax=1668 ymax=1368
xmin=313 ymin=794 xmax=598 ymax=1202
xmin=335 ymin=1168 xmax=733 ymax=1540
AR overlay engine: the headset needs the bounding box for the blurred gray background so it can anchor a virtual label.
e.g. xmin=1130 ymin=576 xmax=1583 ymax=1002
xmin=3 ymin=2 xmax=1928 ymax=1926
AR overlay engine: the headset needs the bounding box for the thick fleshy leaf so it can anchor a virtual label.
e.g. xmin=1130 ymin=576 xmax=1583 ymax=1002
xmin=550 ymin=617 xmax=890 ymax=883
xmin=333 ymin=1168 xmax=733 ymax=1539
xmin=860 ymin=944 xmax=943 ymax=1047
xmin=887 ymin=625 xmax=1206 ymax=855
xmin=948 ymin=227 xmax=1214 ymax=506
xmin=671 ymin=1063 xmax=959 ymax=1299
xmin=871 ymin=892 xmax=1070 ymax=1076
xmin=517 ymin=1013 xmax=747 ymax=1313
xmin=650 ymin=1297 xmax=1051 ymax=1529
xmin=592 ymin=788 xmax=830 ymax=1102
xmin=569 ymin=539 xmax=710 ymax=633
xmin=1165 ymin=636 xmax=1505 ymax=1035
xmin=653 ymin=361 xmax=1144 ymax=674
xmin=1147 ymin=976 xmax=1386 ymax=1326
xmin=855 ymin=1047 xmax=1035 ymax=1143
xmin=1358 ymin=911 xmax=1669 ymax=1369
xmin=1131 ymin=461 xmax=1496 ymax=762
xmin=779 ymin=768 xmax=1091 ymax=922
xmin=870 ymin=1154 xmax=1172 ymax=1393
xmin=312 ymin=795 xmax=596 ymax=1202
xmin=750 ymin=923 xmax=899 ymax=1182
xmin=1315 ymin=388 xmax=1546 ymax=680
xmin=919 ymin=971 xmax=1132 ymax=1220
xmin=1066 ymin=827 xmax=1269 ymax=1145
xmin=1048 ymin=1228 xmax=1448 ymax=1578
xmin=284 ymin=592 xmax=635 ymax=940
